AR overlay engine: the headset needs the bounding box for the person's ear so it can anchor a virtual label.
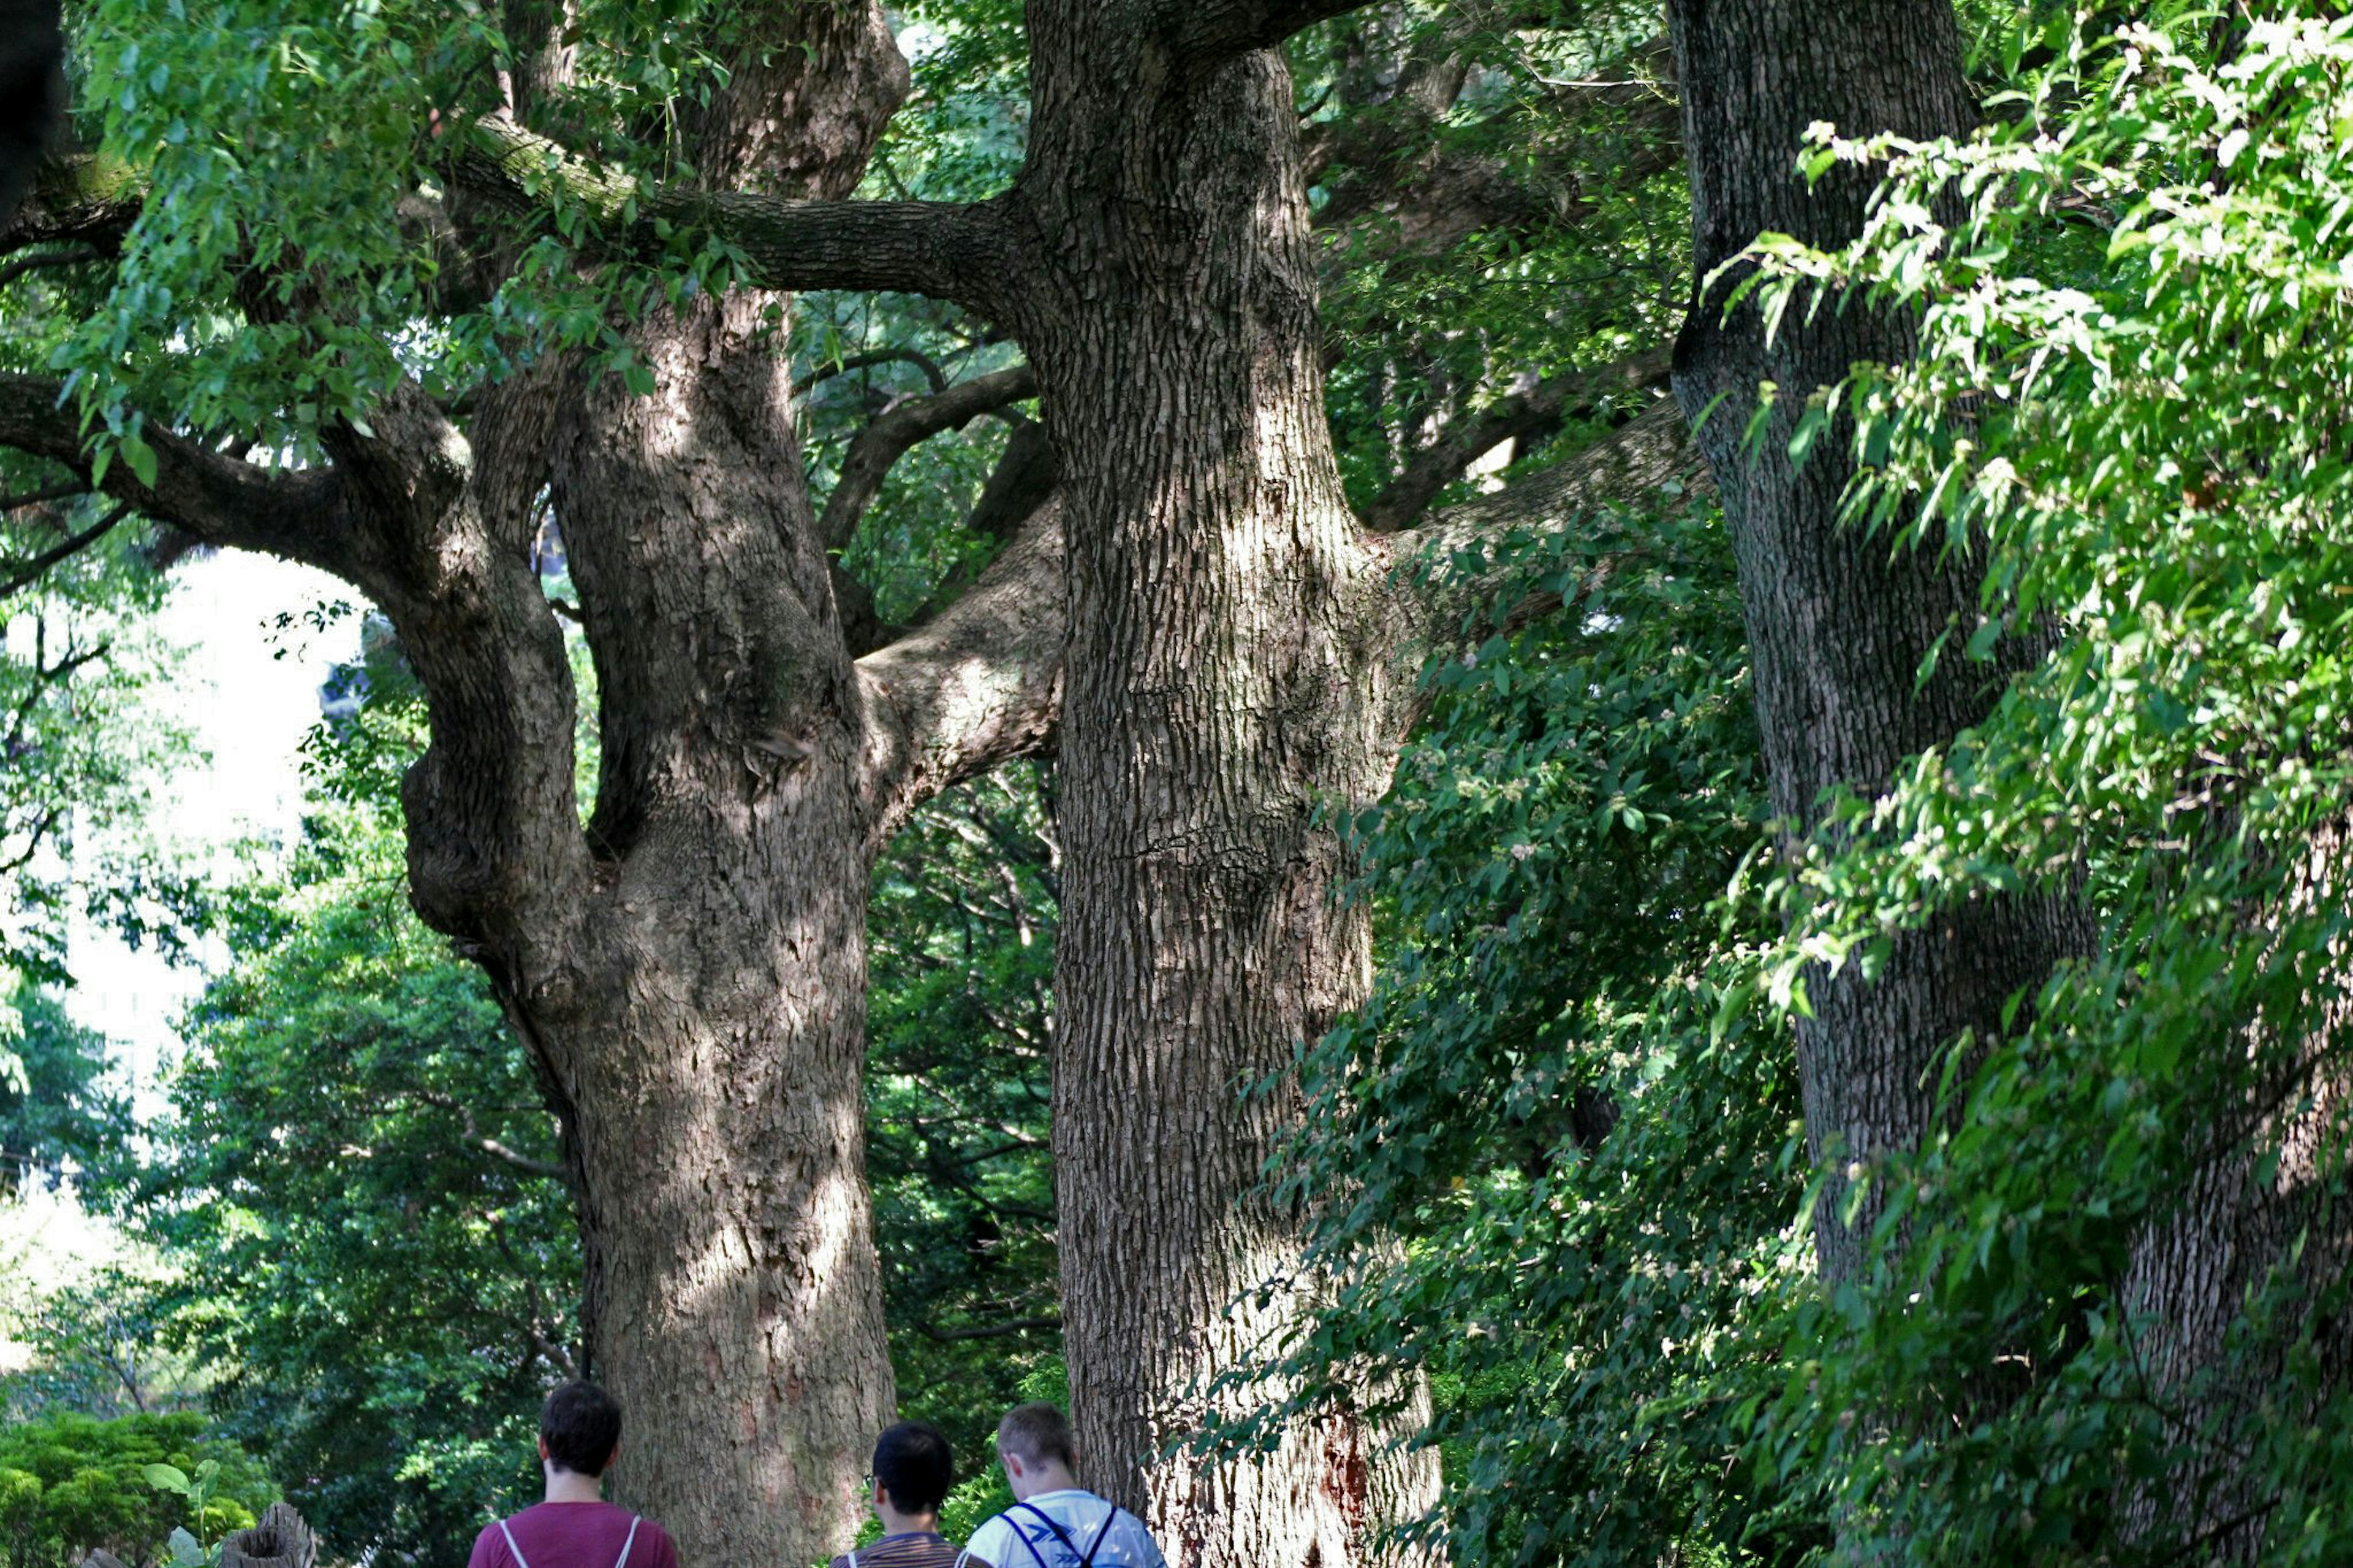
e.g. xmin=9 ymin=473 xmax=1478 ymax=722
xmin=538 ymin=1438 xmax=551 ymax=1461
xmin=605 ymin=1444 xmax=620 ymax=1474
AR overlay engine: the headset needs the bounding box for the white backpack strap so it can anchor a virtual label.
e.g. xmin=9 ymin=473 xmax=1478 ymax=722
xmin=500 ymin=1520 xmax=534 ymax=1568
xmin=612 ymin=1516 xmax=643 ymax=1568
xmin=848 ymin=1550 xmax=860 ymax=1568
xmin=953 ymin=1551 xmax=971 ymax=1568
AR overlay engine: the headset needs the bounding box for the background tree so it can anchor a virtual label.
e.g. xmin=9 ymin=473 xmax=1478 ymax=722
xmin=1664 ymin=0 xmax=2081 ymax=1290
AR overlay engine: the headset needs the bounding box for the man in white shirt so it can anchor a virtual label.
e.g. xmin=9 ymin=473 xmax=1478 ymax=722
xmin=959 ymin=1405 xmax=1167 ymax=1568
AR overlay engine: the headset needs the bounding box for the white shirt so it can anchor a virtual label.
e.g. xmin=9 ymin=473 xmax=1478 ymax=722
xmin=961 ymin=1491 xmax=1165 ymax=1568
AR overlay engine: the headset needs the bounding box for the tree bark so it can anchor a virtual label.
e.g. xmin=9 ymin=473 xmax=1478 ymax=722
xmin=1665 ymin=0 xmax=2077 ymax=1281
xmin=1012 ymin=10 xmax=1439 ymax=1564
xmin=2114 ymin=819 xmax=2353 ymax=1556
xmin=479 ymin=10 xmax=913 ymax=1563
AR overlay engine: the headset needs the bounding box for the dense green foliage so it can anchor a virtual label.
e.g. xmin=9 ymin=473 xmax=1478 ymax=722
xmin=0 ymin=1411 xmax=270 ymax=1568
xmin=1695 ymin=13 xmax=2353 ymax=1559
xmin=0 ymin=985 xmax=131 ymax=1198
xmin=135 ymin=795 xmax=575 ymax=1566
xmin=1232 ymin=501 xmax=1813 ymax=1567
xmin=866 ymin=763 xmax=1060 ymax=1450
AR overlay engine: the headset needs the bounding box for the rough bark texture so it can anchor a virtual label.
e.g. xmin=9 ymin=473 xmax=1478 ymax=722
xmin=0 ymin=0 xmax=62 ymax=228
xmin=219 ymin=1503 xmax=320 ymax=1568
xmin=482 ymin=11 xmax=909 ymax=1561
xmin=1666 ymin=0 xmax=2078 ymax=1281
xmin=2116 ymin=820 xmax=2353 ymax=1556
xmin=8 ymin=5 xmax=1697 ymax=1562
xmin=1011 ymin=10 xmax=1439 ymax=1564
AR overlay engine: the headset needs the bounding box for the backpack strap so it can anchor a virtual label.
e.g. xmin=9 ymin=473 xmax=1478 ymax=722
xmin=1005 ymin=1511 xmax=1062 ymax=1568
xmin=499 ymin=1520 xmax=534 ymax=1568
xmin=1011 ymin=1503 xmax=1122 ymax=1568
xmin=612 ymin=1517 xmax=643 ymax=1568
xmin=1078 ymin=1511 xmax=1120 ymax=1568
xmin=847 ymin=1551 xmax=859 ymax=1568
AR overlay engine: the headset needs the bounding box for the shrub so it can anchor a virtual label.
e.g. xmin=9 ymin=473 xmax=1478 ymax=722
xmin=0 ymin=1412 xmax=270 ymax=1568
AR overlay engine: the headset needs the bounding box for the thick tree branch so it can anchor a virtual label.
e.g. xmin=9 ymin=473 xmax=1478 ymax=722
xmin=917 ymin=1315 xmax=1061 ymax=1343
xmin=795 ymin=347 xmax=948 ymax=397
xmin=819 ymin=363 xmax=1037 ymax=551
xmin=1399 ymin=399 xmax=1699 ymax=640
xmin=1365 ymin=349 xmax=1672 ymax=532
xmin=858 ymin=500 xmax=1064 ymax=838
xmin=446 ymin=115 xmax=1025 ymax=320
xmin=1 ymin=153 xmax=139 ymax=256
xmin=0 ymin=243 xmax=100 ymax=288
xmin=0 ymin=374 xmax=352 ymax=573
xmin=1172 ymin=1 xmax=1374 ymax=70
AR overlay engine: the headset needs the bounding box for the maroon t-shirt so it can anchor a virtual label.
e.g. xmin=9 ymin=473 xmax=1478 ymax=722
xmin=467 ymin=1502 xmax=680 ymax=1568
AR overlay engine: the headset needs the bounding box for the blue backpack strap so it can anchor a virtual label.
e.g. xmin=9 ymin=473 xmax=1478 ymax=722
xmin=1078 ymin=1510 xmax=1120 ymax=1568
xmin=1011 ymin=1502 xmax=1121 ymax=1568
xmin=998 ymin=1507 xmax=1063 ymax=1568
xmin=1010 ymin=1503 xmax=1083 ymax=1564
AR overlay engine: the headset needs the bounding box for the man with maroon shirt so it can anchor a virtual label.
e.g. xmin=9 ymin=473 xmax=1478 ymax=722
xmin=467 ymin=1383 xmax=681 ymax=1568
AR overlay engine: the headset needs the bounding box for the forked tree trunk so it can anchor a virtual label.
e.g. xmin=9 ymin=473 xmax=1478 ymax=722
xmin=1016 ymin=10 xmax=1439 ymax=1565
xmin=491 ymin=13 xmax=912 ymax=1562
xmin=534 ymin=296 xmax=895 ymax=1560
xmin=1665 ymin=0 xmax=2076 ymax=1280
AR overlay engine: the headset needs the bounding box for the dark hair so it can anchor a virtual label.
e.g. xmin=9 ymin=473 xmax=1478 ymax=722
xmin=996 ymin=1403 xmax=1074 ymax=1470
xmin=541 ymin=1382 xmax=623 ymax=1477
xmin=873 ymin=1420 xmax=954 ymax=1515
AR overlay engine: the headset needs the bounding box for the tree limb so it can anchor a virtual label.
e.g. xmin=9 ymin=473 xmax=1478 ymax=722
xmin=445 ymin=114 xmax=1026 ymax=320
xmin=1171 ymin=1 xmax=1374 ymax=70
xmin=1364 ymin=349 xmax=1672 ymax=532
xmin=917 ymin=1315 xmax=1061 ymax=1343
xmin=0 ymin=501 xmax=129 ymax=596
xmin=1398 ymin=399 xmax=1700 ymax=640
xmin=795 ymin=347 xmax=949 ymax=397
xmin=0 ymin=374 xmax=353 ymax=574
xmin=1 ymin=153 xmax=140 ymax=256
xmin=858 ymin=499 xmax=1065 ymax=838
xmin=0 ymin=243 xmax=100 ymax=288
xmin=819 ymin=363 xmax=1037 ymax=551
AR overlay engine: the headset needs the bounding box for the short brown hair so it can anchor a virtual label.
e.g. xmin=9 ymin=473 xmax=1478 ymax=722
xmin=996 ymin=1403 xmax=1074 ymax=1469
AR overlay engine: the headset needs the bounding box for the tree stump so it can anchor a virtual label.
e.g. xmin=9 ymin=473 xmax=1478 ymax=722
xmin=219 ymin=1503 xmax=317 ymax=1568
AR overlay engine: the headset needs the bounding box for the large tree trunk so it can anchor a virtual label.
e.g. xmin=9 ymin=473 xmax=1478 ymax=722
xmin=533 ymin=292 xmax=894 ymax=1564
xmin=483 ymin=12 xmax=912 ymax=1564
xmin=1665 ymin=0 xmax=2076 ymax=1279
xmin=1015 ymin=10 xmax=1438 ymax=1566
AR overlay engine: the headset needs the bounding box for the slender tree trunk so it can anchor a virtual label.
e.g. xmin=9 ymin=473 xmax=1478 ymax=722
xmin=1665 ymin=0 xmax=2075 ymax=1279
xmin=1015 ymin=11 xmax=1438 ymax=1565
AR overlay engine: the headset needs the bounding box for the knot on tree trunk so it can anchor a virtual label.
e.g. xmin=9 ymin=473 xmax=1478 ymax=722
xmin=219 ymin=1502 xmax=319 ymax=1568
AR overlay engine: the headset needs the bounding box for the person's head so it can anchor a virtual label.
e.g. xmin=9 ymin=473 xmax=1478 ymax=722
xmin=869 ymin=1420 xmax=954 ymax=1527
xmin=539 ymin=1382 xmax=624 ymax=1479
xmin=995 ymin=1403 xmax=1076 ymax=1501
